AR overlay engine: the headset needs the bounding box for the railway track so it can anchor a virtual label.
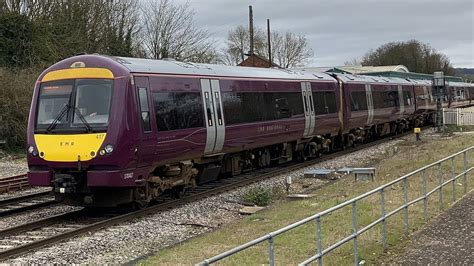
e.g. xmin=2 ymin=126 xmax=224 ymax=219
xmin=0 ymin=191 xmax=55 ymax=218
xmin=0 ymin=174 xmax=29 ymax=193
xmin=0 ymin=129 xmax=420 ymax=261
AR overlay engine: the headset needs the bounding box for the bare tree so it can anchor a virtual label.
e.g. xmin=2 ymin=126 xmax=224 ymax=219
xmin=140 ymin=0 xmax=216 ymax=62
xmin=272 ymin=32 xmax=313 ymax=68
xmin=223 ymin=25 xmax=266 ymax=65
xmin=223 ymin=25 xmax=313 ymax=68
xmin=344 ymin=58 xmax=361 ymax=66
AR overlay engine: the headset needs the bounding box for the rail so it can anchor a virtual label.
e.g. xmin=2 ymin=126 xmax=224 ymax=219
xmin=0 ymin=174 xmax=29 ymax=193
xmin=199 ymin=146 xmax=473 ymax=265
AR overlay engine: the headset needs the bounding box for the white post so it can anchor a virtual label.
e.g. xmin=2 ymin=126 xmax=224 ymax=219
xmin=457 ymin=108 xmax=460 ymax=126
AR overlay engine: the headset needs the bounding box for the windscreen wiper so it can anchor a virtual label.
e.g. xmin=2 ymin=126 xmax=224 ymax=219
xmin=73 ymin=107 xmax=93 ymax=133
xmin=46 ymin=104 xmax=71 ymax=133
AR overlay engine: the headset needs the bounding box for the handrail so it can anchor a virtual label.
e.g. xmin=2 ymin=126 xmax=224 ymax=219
xmin=199 ymin=146 xmax=473 ymax=265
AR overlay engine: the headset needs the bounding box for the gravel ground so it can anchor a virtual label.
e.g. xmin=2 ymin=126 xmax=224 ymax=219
xmin=5 ymin=135 xmax=405 ymax=265
xmin=384 ymin=191 xmax=474 ymax=264
xmin=0 ymin=204 xmax=80 ymax=231
xmin=0 ymin=187 xmax=51 ymax=201
xmin=0 ymin=152 xmax=27 ymax=178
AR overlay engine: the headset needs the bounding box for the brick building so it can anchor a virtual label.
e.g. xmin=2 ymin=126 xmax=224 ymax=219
xmin=238 ymin=54 xmax=280 ymax=68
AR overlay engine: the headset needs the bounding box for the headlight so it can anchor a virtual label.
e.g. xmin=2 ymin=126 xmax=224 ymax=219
xmin=28 ymin=146 xmax=35 ymax=154
xmin=28 ymin=145 xmax=38 ymax=157
xmin=104 ymin=144 xmax=114 ymax=154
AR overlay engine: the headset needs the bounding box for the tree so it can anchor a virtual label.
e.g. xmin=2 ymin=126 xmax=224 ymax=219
xmin=360 ymin=40 xmax=454 ymax=75
xmin=140 ymin=0 xmax=217 ymax=63
xmin=0 ymin=0 xmax=141 ymax=67
xmin=222 ymin=25 xmax=266 ymax=65
xmin=223 ymin=25 xmax=313 ymax=68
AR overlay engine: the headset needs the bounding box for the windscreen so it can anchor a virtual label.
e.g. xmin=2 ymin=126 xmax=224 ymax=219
xmin=73 ymin=79 xmax=113 ymax=125
xmin=36 ymin=79 xmax=113 ymax=132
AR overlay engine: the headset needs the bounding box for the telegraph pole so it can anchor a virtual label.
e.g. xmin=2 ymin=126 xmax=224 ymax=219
xmin=267 ymin=19 xmax=272 ymax=67
xmin=248 ymin=5 xmax=254 ymax=56
xmin=433 ymin=71 xmax=445 ymax=132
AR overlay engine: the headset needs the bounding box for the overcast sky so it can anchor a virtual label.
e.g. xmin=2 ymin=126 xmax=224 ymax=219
xmin=176 ymin=0 xmax=473 ymax=68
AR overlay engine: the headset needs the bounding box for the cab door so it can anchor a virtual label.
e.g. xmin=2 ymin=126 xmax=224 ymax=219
xmin=134 ymin=76 xmax=157 ymax=167
xmin=301 ymin=81 xmax=315 ymax=137
xmin=201 ymin=79 xmax=225 ymax=155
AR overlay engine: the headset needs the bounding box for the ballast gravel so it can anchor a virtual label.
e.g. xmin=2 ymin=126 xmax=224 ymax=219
xmin=0 ymin=155 xmax=27 ymax=178
xmin=5 ymin=136 xmax=407 ymax=264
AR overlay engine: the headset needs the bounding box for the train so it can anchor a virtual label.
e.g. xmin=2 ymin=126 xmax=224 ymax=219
xmin=26 ymin=55 xmax=474 ymax=207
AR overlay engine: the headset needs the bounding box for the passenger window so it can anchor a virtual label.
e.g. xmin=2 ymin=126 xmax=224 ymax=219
xmin=313 ymin=91 xmax=337 ymax=114
xmin=138 ymin=87 xmax=151 ymax=132
xmin=350 ymin=91 xmax=368 ymax=111
xmin=152 ymin=92 xmax=204 ymax=131
xmin=403 ymin=91 xmax=413 ymax=106
xmin=221 ymin=92 xmax=303 ymax=125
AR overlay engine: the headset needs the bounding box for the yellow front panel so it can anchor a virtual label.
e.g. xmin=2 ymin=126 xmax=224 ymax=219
xmin=34 ymin=133 xmax=107 ymax=162
xmin=42 ymin=68 xmax=114 ymax=82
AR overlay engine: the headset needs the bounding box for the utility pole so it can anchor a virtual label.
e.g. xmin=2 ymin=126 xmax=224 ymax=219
xmin=248 ymin=5 xmax=254 ymax=57
xmin=267 ymin=19 xmax=272 ymax=67
xmin=433 ymin=71 xmax=445 ymax=132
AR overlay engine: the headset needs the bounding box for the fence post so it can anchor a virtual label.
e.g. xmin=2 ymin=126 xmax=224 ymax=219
xmin=315 ymin=216 xmax=322 ymax=266
xmin=457 ymin=108 xmax=460 ymax=126
xmin=422 ymin=169 xmax=428 ymax=221
xmin=442 ymin=108 xmax=445 ymax=125
xmin=451 ymin=157 xmax=456 ymax=202
xmin=463 ymin=151 xmax=468 ymax=195
xmin=403 ymin=178 xmax=409 ymax=233
xmin=352 ymin=201 xmax=359 ymax=266
xmin=380 ymin=188 xmax=387 ymax=249
xmin=268 ymin=237 xmax=275 ymax=266
xmin=438 ymin=163 xmax=443 ymax=210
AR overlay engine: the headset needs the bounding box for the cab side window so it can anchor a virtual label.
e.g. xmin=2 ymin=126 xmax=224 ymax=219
xmin=138 ymin=87 xmax=151 ymax=132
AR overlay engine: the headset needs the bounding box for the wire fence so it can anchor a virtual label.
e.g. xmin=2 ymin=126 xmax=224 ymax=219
xmin=199 ymin=146 xmax=474 ymax=266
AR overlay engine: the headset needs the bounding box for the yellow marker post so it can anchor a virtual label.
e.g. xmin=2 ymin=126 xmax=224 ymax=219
xmin=414 ymin=127 xmax=421 ymax=141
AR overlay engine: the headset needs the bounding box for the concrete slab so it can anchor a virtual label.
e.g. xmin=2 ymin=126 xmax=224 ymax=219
xmin=287 ymin=194 xmax=316 ymax=200
xmin=239 ymin=206 xmax=266 ymax=215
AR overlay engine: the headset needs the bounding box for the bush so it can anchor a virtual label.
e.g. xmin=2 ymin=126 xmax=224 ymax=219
xmin=0 ymin=67 xmax=40 ymax=149
xmin=242 ymin=186 xmax=275 ymax=206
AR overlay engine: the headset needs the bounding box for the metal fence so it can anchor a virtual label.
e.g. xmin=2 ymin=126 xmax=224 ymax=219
xmin=443 ymin=107 xmax=474 ymax=126
xmin=199 ymin=146 xmax=473 ymax=266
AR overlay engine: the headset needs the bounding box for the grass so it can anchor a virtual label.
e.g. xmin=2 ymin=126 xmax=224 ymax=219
xmin=442 ymin=124 xmax=474 ymax=133
xmin=140 ymin=132 xmax=474 ymax=265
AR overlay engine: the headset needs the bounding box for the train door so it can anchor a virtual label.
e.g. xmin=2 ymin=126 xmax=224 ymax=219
xmin=134 ymin=76 xmax=157 ymax=167
xmin=301 ymin=81 xmax=315 ymax=137
xmin=365 ymin=84 xmax=374 ymax=124
xmin=201 ymin=79 xmax=225 ymax=155
xmin=397 ymin=85 xmax=404 ymax=118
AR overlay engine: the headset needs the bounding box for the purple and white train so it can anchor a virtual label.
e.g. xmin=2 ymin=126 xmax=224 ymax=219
xmin=26 ymin=55 xmax=473 ymax=207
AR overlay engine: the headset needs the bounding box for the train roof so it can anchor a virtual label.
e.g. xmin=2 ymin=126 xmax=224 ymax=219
xmin=407 ymin=78 xmax=431 ymax=86
xmin=111 ymin=56 xmax=336 ymax=82
xmin=327 ymin=73 xmax=413 ymax=85
xmin=446 ymin=81 xmax=472 ymax=87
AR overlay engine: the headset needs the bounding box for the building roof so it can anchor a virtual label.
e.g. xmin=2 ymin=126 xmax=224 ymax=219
xmin=238 ymin=54 xmax=281 ymax=68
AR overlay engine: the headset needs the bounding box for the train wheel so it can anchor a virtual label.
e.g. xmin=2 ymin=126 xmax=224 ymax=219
xmin=172 ymin=185 xmax=187 ymax=199
xmin=296 ymin=150 xmax=308 ymax=162
xmin=133 ymin=187 xmax=149 ymax=209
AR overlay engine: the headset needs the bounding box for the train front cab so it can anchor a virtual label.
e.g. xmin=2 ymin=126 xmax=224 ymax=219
xmin=26 ymin=58 xmax=142 ymax=207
